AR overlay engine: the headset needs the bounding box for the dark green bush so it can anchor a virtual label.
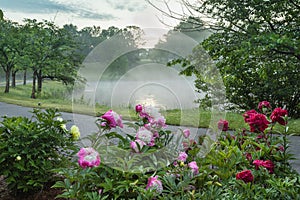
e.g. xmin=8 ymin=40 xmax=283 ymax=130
xmin=0 ymin=108 xmax=79 ymax=196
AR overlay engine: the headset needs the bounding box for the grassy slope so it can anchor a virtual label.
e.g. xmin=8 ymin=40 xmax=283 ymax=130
xmin=0 ymin=81 xmax=299 ymax=135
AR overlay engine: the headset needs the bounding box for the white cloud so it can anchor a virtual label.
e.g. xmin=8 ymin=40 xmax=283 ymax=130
xmin=50 ymin=0 xmax=116 ymax=19
xmin=105 ymin=0 xmax=147 ymax=12
xmin=1 ymin=0 xmax=181 ymax=30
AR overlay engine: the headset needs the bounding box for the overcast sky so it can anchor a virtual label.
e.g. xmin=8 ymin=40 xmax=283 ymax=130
xmin=1 ymin=0 xmax=182 ymax=30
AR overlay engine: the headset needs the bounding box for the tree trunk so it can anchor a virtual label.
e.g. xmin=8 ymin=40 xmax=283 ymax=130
xmin=11 ymin=70 xmax=16 ymax=88
xmin=37 ymin=69 xmax=42 ymax=93
xmin=23 ymin=70 xmax=27 ymax=85
xmin=31 ymin=70 xmax=37 ymax=99
xmin=4 ymin=68 xmax=10 ymax=93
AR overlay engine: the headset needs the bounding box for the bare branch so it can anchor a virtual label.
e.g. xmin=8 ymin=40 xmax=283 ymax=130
xmin=289 ymin=0 xmax=300 ymax=10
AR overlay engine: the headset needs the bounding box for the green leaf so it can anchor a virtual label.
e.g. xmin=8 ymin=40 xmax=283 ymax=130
xmin=0 ymin=9 xmax=3 ymax=20
xmin=52 ymin=181 xmax=66 ymax=189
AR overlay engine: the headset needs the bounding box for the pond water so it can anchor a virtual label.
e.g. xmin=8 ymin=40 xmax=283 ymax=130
xmin=73 ymin=29 xmax=207 ymax=111
xmin=91 ymin=63 xmax=201 ymax=110
xmin=74 ymin=63 xmax=201 ymax=110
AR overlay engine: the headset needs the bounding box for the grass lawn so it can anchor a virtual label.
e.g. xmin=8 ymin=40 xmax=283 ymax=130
xmin=0 ymin=80 xmax=299 ymax=135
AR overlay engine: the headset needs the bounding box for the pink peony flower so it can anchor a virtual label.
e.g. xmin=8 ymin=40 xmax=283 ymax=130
xmin=253 ymin=160 xmax=264 ymax=169
xmin=139 ymin=105 xmax=154 ymax=119
xmin=246 ymin=113 xmax=270 ymax=132
xmin=130 ymin=139 xmax=146 ymax=153
xmin=258 ymin=101 xmax=271 ymax=110
xmin=144 ymin=123 xmax=152 ymax=130
xmin=177 ymin=152 xmax=188 ymax=162
xmin=77 ymin=147 xmax=100 ymax=168
xmin=136 ymin=127 xmax=154 ymax=145
xmin=146 ymin=176 xmax=163 ymax=194
xmin=253 ymin=159 xmax=275 ymax=173
xmin=101 ymin=110 xmax=123 ymax=128
xmin=217 ymin=119 xmax=229 ymax=131
xmin=156 ymin=116 xmax=167 ymax=128
xmin=262 ymin=160 xmax=275 ymax=173
xmin=139 ymin=105 xmax=166 ymax=128
xmin=130 ymin=141 xmax=137 ymax=150
xmin=188 ymin=161 xmax=199 ymax=175
xmin=135 ymin=104 xmax=143 ymax=113
xmin=270 ymin=107 xmax=288 ymax=125
xmin=236 ymin=170 xmax=254 ymax=183
xmin=243 ymin=109 xmax=257 ymax=123
xmin=183 ymin=129 xmax=190 ymax=138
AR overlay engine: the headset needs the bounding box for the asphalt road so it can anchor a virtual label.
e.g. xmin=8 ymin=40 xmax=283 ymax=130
xmin=0 ymin=101 xmax=299 ymax=173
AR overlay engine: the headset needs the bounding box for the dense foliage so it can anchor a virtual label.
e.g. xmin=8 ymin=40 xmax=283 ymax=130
xmin=201 ymin=0 xmax=300 ymax=118
xmin=0 ymin=13 xmax=144 ymax=97
xmin=52 ymin=102 xmax=300 ymax=199
xmin=0 ymin=18 xmax=82 ymax=97
xmin=151 ymin=0 xmax=300 ymax=118
xmin=0 ymin=109 xmax=79 ymax=197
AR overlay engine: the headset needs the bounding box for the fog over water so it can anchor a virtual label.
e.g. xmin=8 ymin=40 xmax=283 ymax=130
xmin=74 ymin=29 xmax=205 ymax=111
xmin=94 ymin=63 xmax=201 ymax=110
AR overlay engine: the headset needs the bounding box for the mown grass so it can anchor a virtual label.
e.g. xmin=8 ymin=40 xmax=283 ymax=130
xmin=0 ymin=81 xmax=299 ymax=135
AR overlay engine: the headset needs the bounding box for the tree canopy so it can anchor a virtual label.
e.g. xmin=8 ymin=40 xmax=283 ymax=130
xmin=0 ymin=15 xmax=144 ymax=99
xmin=149 ymin=0 xmax=300 ymax=117
xmin=0 ymin=20 xmax=21 ymax=93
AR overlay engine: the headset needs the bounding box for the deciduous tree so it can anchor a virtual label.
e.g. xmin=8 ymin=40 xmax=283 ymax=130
xmin=149 ymin=0 xmax=300 ymax=117
xmin=0 ymin=20 xmax=20 ymax=93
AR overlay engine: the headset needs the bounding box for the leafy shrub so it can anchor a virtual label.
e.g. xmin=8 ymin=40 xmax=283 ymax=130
xmin=53 ymin=102 xmax=300 ymax=199
xmin=0 ymin=108 xmax=79 ymax=196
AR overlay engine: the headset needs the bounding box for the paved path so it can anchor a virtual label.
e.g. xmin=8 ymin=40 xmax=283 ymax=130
xmin=0 ymin=102 xmax=299 ymax=173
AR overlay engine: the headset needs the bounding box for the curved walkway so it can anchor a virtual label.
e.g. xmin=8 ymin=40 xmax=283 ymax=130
xmin=0 ymin=102 xmax=299 ymax=173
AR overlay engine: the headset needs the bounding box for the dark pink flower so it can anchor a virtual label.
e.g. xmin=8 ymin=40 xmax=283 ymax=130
xmin=253 ymin=160 xmax=264 ymax=170
xmin=258 ymin=101 xmax=271 ymax=110
xmin=135 ymin=104 xmax=143 ymax=113
xmin=101 ymin=110 xmax=123 ymax=128
xmin=77 ymin=147 xmax=100 ymax=168
xmin=146 ymin=176 xmax=163 ymax=194
xmin=243 ymin=110 xmax=257 ymax=123
xmin=217 ymin=119 xmax=229 ymax=131
xmin=245 ymin=153 xmax=252 ymax=161
xmin=270 ymin=107 xmax=288 ymax=125
xmin=253 ymin=159 xmax=274 ymax=173
xmin=247 ymin=113 xmax=270 ymax=132
xmin=262 ymin=160 xmax=275 ymax=173
xmin=236 ymin=170 xmax=254 ymax=183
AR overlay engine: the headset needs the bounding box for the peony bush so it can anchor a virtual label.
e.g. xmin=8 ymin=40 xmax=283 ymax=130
xmin=51 ymin=101 xmax=300 ymax=199
xmin=0 ymin=108 xmax=79 ymax=197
